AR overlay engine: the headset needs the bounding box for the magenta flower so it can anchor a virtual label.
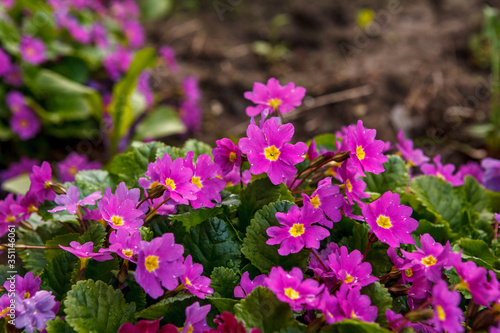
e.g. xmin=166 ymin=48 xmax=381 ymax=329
xmin=20 ymin=36 xmax=47 ymax=65
xmin=305 ymin=139 xmax=320 ymax=161
xmin=234 ymin=271 xmax=267 ymax=298
xmin=6 ymin=91 xmax=26 ymax=113
xmin=481 ymin=158 xmax=500 ymax=192
xmin=337 ymin=160 xmax=369 ymax=204
xmin=431 ymin=281 xmax=464 ymax=333
xmin=57 ymin=152 xmax=101 ymax=182
xmin=401 ymin=233 xmax=456 ymax=283
xmin=66 ymin=17 xmax=91 ymax=44
xmin=316 ymin=290 xmax=339 ymax=324
xmin=160 ymin=46 xmax=179 ymax=73
xmin=184 ymin=152 xmax=226 ymax=209
xmin=137 ymin=71 xmax=154 ymax=107
xmin=48 ymin=186 xmax=101 ymax=215
xmin=421 ymin=155 xmax=463 ymax=186
xmin=15 ymin=290 xmax=59 ymax=333
xmin=60 ymin=241 xmax=113 ymax=262
xmin=180 ymin=255 xmax=213 ymax=299
xmin=458 ymin=161 xmax=484 ymax=185
xmin=29 ymin=161 xmax=56 ymax=202
xmin=182 ymin=76 xmax=201 ymax=103
xmin=244 ymin=78 xmax=306 ymax=117
xmin=303 ymin=177 xmax=345 ymax=228
xmin=454 ymin=260 xmax=500 ymax=307
xmin=0 ymin=193 xmax=22 ymax=236
xmin=266 ymin=204 xmax=330 ymax=255
xmin=395 ymin=130 xmax=429 ymax=167
xmin=221 ymin=167 xmax=252 ymax=187
xmin=108 ymin=228 xmax=142 ymax=262
xmin=328 ymin=246 xmax=378 ymax=287
xmin=104 ymin=47 xmax=132 ymax=80
xmin=10 ymin=108 xmax=41 ymax=140
xmin=207 ymin=312 xmax=262 ymax=333
xmin=98 ymin=184 xmax=145 ymax=231
xmin=213 ymin=138 xmax=242 ymax=176
xmin=5 ymin=65 xmax=23 ymax=86
xmin=361 ymin=191 xmax=418 ymax=248
xmin=0 ymin=0 xmax=14 ymax=9
xmin=135 ymin=233 xmax=186 ymax=299
xmin=385 ymin=309 xmax=422 ymax=332
xmin=119 ymin=318 xmax=162 ymax=333
xmin=308 ymin=242 xmax=340 ymax=282
xmin=239 ymin=120 xmax=307 ymax=185
xmin=179 ymin=100 xmax=202 ymax=133
xmin=335 ymin=283 xmax=377 ymax=322
xmin=3 ymin=272 xmax=40 ymax=300
xmin=181 ymin=302 xmax=211 ymax=333
xmin=1 ymin=157 xmax=39 ymax=182
xmin=124 ymin=20 xmax=145 ymax=49
xmin=346 ymin=120 xmax=387 ymax=176
xmin=92 ymin=23 xmax=109 ymax=48
xmin=265 ymin=267 xmax=324 ymax=311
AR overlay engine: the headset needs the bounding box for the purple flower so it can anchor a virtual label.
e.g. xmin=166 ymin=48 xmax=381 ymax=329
xmin=181 ymin=302 xmax=211 ymax=333
xmin=20 ymin=36 xmax=47 ymax=65
xmin=316 ymin=290 xmax=339 ymax=324
xmin=401 ymin=233 xmax=456 ymax=283
xmin=179 ymin=100 xmax=202 ymax=133
xmin=1 ymin=157 xmax=39 ymax=182
xmin=98 ymin=183 xmax=145 ymax=231
xmin=361 ymin=191 xmax=418 ymax=248
xmin=108 ymin=228 xmax=142 ymax=262
xmin=328 ymin=246 xmax=378 ymax=287
xmin=221 ymin=167 xmax=252 ymax=187
xmin=430 ymin=280 xmax=464 ymax=333
xmin=395 ymin=130 xmax=429 ymax=167
xmin=180 ymin=255 xmax=214 ymax=298
xmin=60 ymin=241 xmax=113 ymax=263
xmin=3 ymin=272 xmax=41 ymax=300
xmin=346 ymin=120 xmax=388 ymax=176
xmin=213 ymin=138 xmax=242 ymax=176
xmin=234 ymin=271 xmax=267 ymax=298
xmin=305 ymin=139 xmax=320 ymax=161
xmin=458 ymin=161 xmax=484 ymax=185
xmin=266 ymin=204 xmax=330 ymax=255
xmin=5 ymin=65 xmax=23 ymax=86
xmin=303 ymin=177 xmax=344 ymax=228
xmin=48 ymin=186 xmax=102 ymax=215
xmin=57 ymin=152 xmax=101 ymax=182
xmin=385 ymin=309 xmax=423 ymax=332
xmin=334 ymin=283 xmax=377 ymax=322
xmin=265 ymin=266 xmax=324 ymax=311
xmin=10 ymin=108 xmax=41 ymax=140
xmin=66 ymin=17 xmax=91 ymax=44
xmin=481 ymin=158 xmax=500 ymax=192
xmin=207 ymin=312 xmax=262 ymax=333
xmin=244 ymin=78 xmax=306 ymax=117
xmin=337 ymin=160 xmax=370 ymax=204
xmin=160 ymin=46 xmax=179 ymax=73
xmin=29 ymin=161 xmax=56 ymax=202
xmin=92 ymin=23 xmax=109 ymax=48
xmin=104 ymin=47 xmax=132 ymax=81
xmin=6 ymin=91 xmax=26 ymax=113
xmin=182 ymin=76 xmax=201 ymax=103
xmin=135 ymin=233 xmax=186 ymax=298
xmin=184 ymin=152 xmax=226 ymax=209
xmin=124 ymin=20 xmax=145 ymax=49
xmin=239 ymin=120 xmax=307 ymax=185
xmin=421 ymin=155 xmax=463 ymax=186
xmin=454 ymin=260 xmax=500 ymax=307
xmin=15 ymin=290 xmax=59 ymax=333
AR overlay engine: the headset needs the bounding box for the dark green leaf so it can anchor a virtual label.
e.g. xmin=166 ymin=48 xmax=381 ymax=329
xmin=86 ymin=257 xmax=119 ymax=284
xmin=171 ymin=207 xmax=224 ymax=232
xmin=136 ymin=294 xmax=194 ymax=322
xmin=454 ymin=239 xmax=500 ymax=271
xmin=78 ymin=224 xmax=107 ymax=249
xmin=361 ymin=282 xmax=393 ymax=326
xmin=210 ymin=267 xmax=240 ymax=298
xmin=207 ymin=296 xmax=238 ymax=314
xmin=46 ymin=317 xmax=76 ymax=333
xmin=40 ymin=252 xmax=79 ymax=301
xmin=320 ymin=319 xmax=390 ymax=333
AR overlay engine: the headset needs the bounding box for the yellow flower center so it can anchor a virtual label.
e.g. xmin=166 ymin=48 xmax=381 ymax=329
xmin=185 ymin=277 xmax=192 ymax=286
xmin=421 ymin=255 xmax=437 ymax=266
xmin=436 ymin=305 xmax=446 ymax=321
xmin=185 ymin=324 xmax=194 ymax=333
xmin=229 ymin=152 xmax=237 ymax=162
xmin=346 ymin=179 xmax=353 ymax=192
xmin=0 ymin=308 xmax=9 ymax=317
xmin=264 ymin=145 xmax=281 ymax=161
xmin=26 ymin=47 xmax=35 ymax=57
xmin=122 ymin=249 xmax=133 ymax=257
xmin=268 ymin=98 xmax=282 ymax=111
xmin=165 ymin=178 xmax=176 ymax=190
xmin=6 ymin=215 xmax=16 ymax=223
xmin=28 ymin=204 xmax=38 ymax=213
xmin=24 ymin=291 xmax=30 ymax=299
xmin=405 ymin=268 xmax=413 ymax=277
xmin=149 ymin=181 xmax=160 ymax=189
xmin=145 ymin=255 xmax=159 ymax=273
xmin=44 ymin=180 xmax=52 ymax=189
xmin=436 ymin=172 xmax=445 ymax=180
xmin=20 ymin=119 xmax=28 ymax=128
xmin=325 ymin=166 xmax=336 ymax=177
xmin=111 ymin=215 xmax=124 ymax=226
xmin=351 ymin=310 xmax=357 ymax=319
xmin=376 ymin=215 xmax=392 ymax=229
xmin=344 ymin=274 xmax=354 ymax=283
xmin=289 ymin=223 xmax=305 ymax=237
xmin=192 ymin=176 xmax=203 ymax=189
xmin=356 ymin=145 xmax=366 ymax=160
xmin=284 ymin=287 xmax=300 ymax=300
xmin=456 ymin=278 xmax=469 ymax=291
xmin=310 ymin=195 xmax=321 ymax=209
xmin=68 ymin=166 xmax=78 ymax=176
xmin=80 ymin=257 xmax=90 ymax=269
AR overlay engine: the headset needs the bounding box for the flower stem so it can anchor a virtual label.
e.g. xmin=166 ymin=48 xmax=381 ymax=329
xmin=144 ymin=197 xmax=171 ymax=223
xmin=309 ymin=248 xmax=329 ymax=273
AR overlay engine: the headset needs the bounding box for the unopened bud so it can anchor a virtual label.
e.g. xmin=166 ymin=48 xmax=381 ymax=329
xmin=406 ymin=309 xmax=433 ymax=322
xmin=147 ymin=185 xmax=166 ymax=199
xmin=388 ymin=285 xmax=409 ymax=297
xmin=471 ymin=309 xmax=500 ymax=332
xmin=50 ymin=183 xmax=67 ymax=195
xmin=331 ymin=151 xmax=350 ymax=163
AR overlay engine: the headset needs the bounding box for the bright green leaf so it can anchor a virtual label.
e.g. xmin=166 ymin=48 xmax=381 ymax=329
xmin=134 ymin=106 xmax=185 ymax=140
xmin=364 ymin=155 xmax=409 ymax=194
xmin=75 ymin=170 xmax=115 ymax=197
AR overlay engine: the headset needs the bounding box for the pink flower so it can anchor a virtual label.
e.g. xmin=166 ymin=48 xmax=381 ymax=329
xmin=124 ymin=20 xmax=145 ymax=49
xmin=104 ymin=48 xmax=132 ymax=80
xmin=421 ymin=155 xmax=463 ymax=186
xmin=160 ymin=46 xmax=179 ymax=73
xmin=395 ymin=130 xmax=429 ymax=167
xmin=212 ymin=138 xmax=242 ymax=176
xmin=361 ymin=191 xmax=418 ymax=248
xmin=346 ymin=120 xmax=387 ymax=176
xmin=57 ymin=152 xmax=101 ymax=182
xmin=244 ymin=78 xmax=306 ymax=117
xmin=302 ymin=177 xmax=345 ymax=228
xmin=60 ymin=241 xmax=113 ymax=262
xmin=48 ymin=186 xmax=101 ymax=215
xmin=0 ymin=48 xmax=12 ymax=77
xmin=234 ymin=271 xmax=267 ymax=298
xmin=430 ymin=281 xmax=464 ymax=333
xmin=337 ymin=160 xmax=369 ymax=204
xmin=179 ymin=255 xmax=213 ymax=299
xmin=107 ymin=228 xmax=142 ymax=262
xmin=28 ymin=162 xmax=55 ymax=202
xmin=334 ymin=283 xmax=377 ymax=322
xmin=20 ymin=36 xmax=47 ymax=65
xmin=10 ymin=109 xmax=41 ymax=140
xmin=239 ymin=120 xmax=307 ymax=185
xmin=328 ymin=246 xmax=378 ymax=287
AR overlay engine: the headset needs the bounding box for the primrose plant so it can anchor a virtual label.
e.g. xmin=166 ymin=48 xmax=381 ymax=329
xmin=1 ymin=78 xmax=500 ymax=333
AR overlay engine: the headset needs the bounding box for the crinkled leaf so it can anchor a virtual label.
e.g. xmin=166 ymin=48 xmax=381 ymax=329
xmin=136 ymin=294 xmax=194 ymax=323
xmin=171 ymin=207 xmax=224 ymax=232
xmin=241 ymin=201 xmax=309 ymax=274
xmin=459 ymin=176 xmax=489 ymax=213
xmin=182 ymin=217 xmax=241 ymax=275
xmin=75 ymin=170 xmax=115 ymax=197
xmin=40 ymin=252 xmax=79 ymax=301
xmin=361 ymin=282 xmax=393 ymax=326
xmin=453 ymin=239 xmax=500 ymax=271
xmin=124 ymin=279 xmax=147 ymax=312
xmin=210 ymin=266 xmax=240 ymax=298
xmin=234 ymin=286 xmax=296 ymax=333
xmin=320 ymin=319 xmax=390 ymax=333
xmin=46 ymin=317 xmax=76 ymax=333
xmin=78 ymin=224 xmax=107 ymax=249
xmin=364 ymin=155 xmax=409 ymax=194
xmin=86 ymin=257 xmax=119 ymax=284
xmin=183 ymin=139 xmax=213 ymax=159
xmin=207 ymin=296 xmax=238 ymax=314
xmin=64 ymin=279 xmax=135 ymax=333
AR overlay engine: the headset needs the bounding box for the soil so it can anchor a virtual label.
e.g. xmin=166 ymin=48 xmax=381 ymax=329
xmin=146 ymin=0 xmax=500 ymax=165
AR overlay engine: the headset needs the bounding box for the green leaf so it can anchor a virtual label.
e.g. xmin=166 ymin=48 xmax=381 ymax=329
xmin=124 ymin=279 xmax=147 ymax=312
xmin=75 ymin=170 xmax=115 ymax=197
xmin=237 ymin=178 xmax=294 ymax=234
xmin=86 ymin=257 xmax=120 ymax=284
xmin=313 ymin=133 xmax=338 ymax=152
xmin=45 ymin=233 xmax=81 ymax=261
xmin=64 ymin=279 xmax=135 ymax=333
xmin=134 ymin=106 xmax=185 ymax=140
xmin=210 ymin=267 xmax=240 ymax=298
xmin=171 ymin=207 xmax=224 ymax=232
xmin=207 ymin=296 xmax=238 ymax=314
xmin=182 ymin=217 xmax=241 ymax=275
xmin=183 ymin=139 xmax=213 ymax=159
xmin=460 ymin=176 xmax=489 ymax=213
xmin=78 ymin=224 xmax=107 ymax=249
xmin=139 ymin=0 xmax=174 ymax=21
xmin=109 ymin=48 xmax=156 ymax=154
xmin=108 ymin=141 xmax=167 ymax=188
xmin=46 ymin=317 xmax=76 ymax=333
xmin=361 ymin=282 xmax=393 ymax=326
xmin=364 ymin=155 xmax=409 ymax=194
xmin=234 ymin=286 xmax=296 ymax=333
xmin=1 ymin=174 xmax=31 ymax=195
xmin=320 ymin=319 xmax=390 ymax=333
xmin=136 ymin=294 xmax=194 ymax=322
xmin=241 ymin=201 xmax=309 ymax=274
xmin=454 ymin=239 xmax=500 ymax=271
xmin=414 ymin=219 xmax=450 ymax=244
xmin=40 ymin=252 xmax=79 ymax=301
xmin=156 ymin=145 xmax=186 ymax=160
